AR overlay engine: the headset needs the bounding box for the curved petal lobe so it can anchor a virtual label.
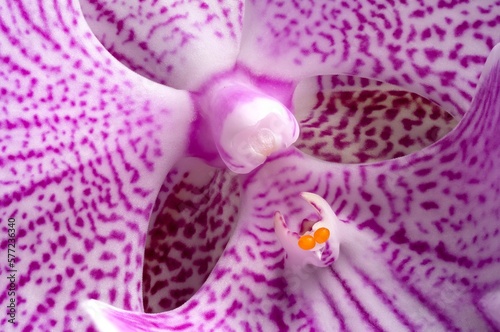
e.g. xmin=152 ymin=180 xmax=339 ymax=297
xmin=143 ymin=158 xmax=240 ymax=312
xmin=0 ymin=0 xmax=193 ymax=331
xmin=80 ymin=0 xmax=244 ymax=90
xmin=293 ymin=75 xmax=458 ymax=163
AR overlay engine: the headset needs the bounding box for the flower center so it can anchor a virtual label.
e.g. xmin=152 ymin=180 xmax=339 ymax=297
xmin=248 ymin=127 xmax=277 ymax=157
xmin=199 ymin=81 xmax=300 ymax=174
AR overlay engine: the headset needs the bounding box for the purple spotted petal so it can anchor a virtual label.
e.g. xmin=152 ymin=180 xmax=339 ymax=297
xmin=293 ymin=75 xmax=458 ymax=163
xmin=0 ymin=1 xmax=194 ymax=330
xmin=143 ymin=159 xmax=240 ymax=313
xmin=238 ymin=0 xmax=500 ymax=115
xmin=85 ymin=44 xmax=500 ymax=331
xmin=80 ymin=0 xmax=244 ymax=90
xmin=2 ymin=0 xmax=500 ymax=331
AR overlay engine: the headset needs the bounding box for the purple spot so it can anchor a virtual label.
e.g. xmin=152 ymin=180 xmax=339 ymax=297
xmin=71 ymin=253 xmax=84 ymax=264
xmin=454 ymin=21 xmax=469 ymax=37
xmin=424 ymin=48 xmax=443 ymax=62
xmin=435 ymin=242 xmax=457 ymax=263
xmin=409 ymin=241 xmax=430 ymax=254
xmin=417 ymin=182 xmax=437 ymax=192
xmin=421 ymin=201 xmax=439 ymax=210
xmin=390 ymin=228 xmax=409 ymax=244
xmin=226 ymin=300 xmax=243 ymax=317
xmin=270 ymin=305 xmax=288 ymax=331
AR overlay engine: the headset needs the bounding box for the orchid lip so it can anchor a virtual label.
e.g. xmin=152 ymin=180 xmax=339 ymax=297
xmin=274 ymin=192 xmax=341 ymax=269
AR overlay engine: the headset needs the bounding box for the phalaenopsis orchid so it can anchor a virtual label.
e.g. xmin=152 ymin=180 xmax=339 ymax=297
xmin=1 ymin=0 xmax=499 ymax=331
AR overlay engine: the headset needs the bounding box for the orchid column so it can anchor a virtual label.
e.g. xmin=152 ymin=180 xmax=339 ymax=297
xmin=195 ymin=78 xmax=299 ymax=173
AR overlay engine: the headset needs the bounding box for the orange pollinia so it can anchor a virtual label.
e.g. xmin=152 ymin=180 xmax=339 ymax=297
xmin=298 ymin=227 xmax=331 ymax=250
xmin=314 ymin=227 xmax=330 ymax=244
xmin=298 ymin=235 xmax=316 ymax=250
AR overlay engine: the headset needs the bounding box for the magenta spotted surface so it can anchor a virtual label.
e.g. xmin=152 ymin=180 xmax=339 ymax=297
xmin=0 ymin=1 xmax=193 ymax=330
xmin=89 ymin=43 xmax=500 ymax=331
xmin=239 ymin=0 xmax=500 ymax=116
xmin=0 ymin=0 xmax=499 ymax=332
xmin=80 ymin=0 xmax=244 ymax=90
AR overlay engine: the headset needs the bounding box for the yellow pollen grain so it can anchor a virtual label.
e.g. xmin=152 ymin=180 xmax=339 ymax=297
xmin=314 ymin=227 xmax=330 ymax=244
xmin=298 ymin=235 xmax=316 ymax=250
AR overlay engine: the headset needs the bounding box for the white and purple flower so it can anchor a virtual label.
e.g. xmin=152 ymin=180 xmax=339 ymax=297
xmin=1 ymin=0 xmax=499 ymax=331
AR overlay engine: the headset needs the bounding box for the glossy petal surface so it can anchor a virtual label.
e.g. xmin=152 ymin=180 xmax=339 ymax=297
xmin=239 ymin=0 xmax=500 ymax=115
xmin=86 ymin=43 xmax=500 ymax=332
xmin=0 ymin=1 xmax=193 ymax=330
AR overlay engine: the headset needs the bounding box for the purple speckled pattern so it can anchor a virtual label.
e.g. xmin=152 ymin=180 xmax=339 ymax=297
xmin=239 ymin=0 xmax=500 ymax=116
xmin=0 ymin=0 xmax=499 ymax=331
xmin=293 ymin=75 xmax=458 ymax=164
xmin=80 ymin=0 xmax=244 ymax=90
xmin=143 ymin=158 xmax=240 ymax=313
xmin=89 ymin=44 xmax=500 ymax=331
xmin=0 ymin=1 xmax=193 ymax=330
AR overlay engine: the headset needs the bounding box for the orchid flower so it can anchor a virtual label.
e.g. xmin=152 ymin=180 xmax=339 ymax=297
xmin=1 ymin=0 xmax=500 ymax=331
